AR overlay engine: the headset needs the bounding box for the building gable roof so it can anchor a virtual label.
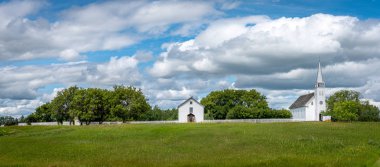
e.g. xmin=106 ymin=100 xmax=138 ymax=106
xmin=177 ymin=97 xmax=204 ymax=108
xmin=289 ymin=93 xmax=314 ymax=109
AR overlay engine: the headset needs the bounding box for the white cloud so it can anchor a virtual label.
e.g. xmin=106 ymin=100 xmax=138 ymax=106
xmin=89 ymin=56 xmax=140 ymax=85
xmin=59 ymin=49 xmax=85 ymax=61
xmin=194 ymin=16 xmax=270 ymax=48
xmin=0 ymin=0 xmax=222 ymax=61
xmin=0 ymin=99 xmax=43 ymax=117
xmin=150 ymin=14 xmax=380 ymax=79
xmin=0 ymin=56 xmax=141 ymax=100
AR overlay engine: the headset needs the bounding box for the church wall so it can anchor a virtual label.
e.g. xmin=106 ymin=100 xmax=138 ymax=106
xmin=305 ymin=101 xmax=316 ymax=121
xmin=290 ymin=107 xmax=306 ymax=120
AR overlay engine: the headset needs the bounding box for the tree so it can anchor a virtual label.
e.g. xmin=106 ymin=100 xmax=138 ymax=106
xmin=327 ymin=90 xmax=360 ymax=113
xmin=50 ymin=86 xmax=79 ymax=124
xmin=142 ymin=106 xmax=178 ymax=121
xmin=109 ymin=85 xmax=150 ymax=122
xmin=330 ymin=101 xmax=360 ymax=121
xmin=19 ymin=115 xmax=25 ymax=123
xmin=0 ymin=116 xmax=18 ymax=126
xmin=325 ymin=90 xmax=380 ymax=122
xmin=86 ymin=88 xmax=109 ymax=124
xmin=35 ymin=103 xmax=55 ymax=122
xmin=359 ymin=101 xmax=380 ymax=122
xmin=201 ymin=89 xmax=270 ymax=119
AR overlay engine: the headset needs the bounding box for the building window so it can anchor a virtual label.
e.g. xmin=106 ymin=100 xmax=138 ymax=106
xmin=190 ymin=101 xmax=192 ymax=105
xmin=320 ymin=101 xmax=323 ymax=105
xmin=311 ymin=102 xmax=313 ymax=105
xmin=189 ymin=107 xmax=193 ymax=113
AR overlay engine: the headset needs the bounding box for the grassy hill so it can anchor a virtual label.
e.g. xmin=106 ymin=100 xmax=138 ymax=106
xmin=1 ymin=122 xmax=380 ymax=166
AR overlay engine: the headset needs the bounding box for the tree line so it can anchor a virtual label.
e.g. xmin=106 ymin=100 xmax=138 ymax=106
xmin=0 ymin=116 xmax=19 ymax=126
xmin=24 ymin=87 xmax=291 ymax=125
xmin=25 ymin=85 xmax=177 ymax=125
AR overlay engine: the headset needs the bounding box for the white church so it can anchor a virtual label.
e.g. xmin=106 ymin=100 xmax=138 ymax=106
xmin=178 ymin=97 xmax=204 ymax=123
xmin=289 ymin=62 xmax=327 ymax=121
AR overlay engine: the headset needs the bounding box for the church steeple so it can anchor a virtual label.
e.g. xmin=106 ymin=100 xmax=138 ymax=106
xmin=315 ymin=61 xmax=325 ymax=88
xmin=314 ymin=60 xmax=326 ymax=121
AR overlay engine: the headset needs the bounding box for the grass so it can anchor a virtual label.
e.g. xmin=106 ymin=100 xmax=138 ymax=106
xmin=0 ymin=122 xmax=380 ymax=167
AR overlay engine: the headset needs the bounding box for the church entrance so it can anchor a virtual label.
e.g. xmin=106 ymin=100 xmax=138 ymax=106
xmin=187 ymin=113 xmax=195 ymax=122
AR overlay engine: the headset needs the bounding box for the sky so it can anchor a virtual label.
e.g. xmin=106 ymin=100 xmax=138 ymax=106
xmin=1 ymin=0 xmax=380 ymax=117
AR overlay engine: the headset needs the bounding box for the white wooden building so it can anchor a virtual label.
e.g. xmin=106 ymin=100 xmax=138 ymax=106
xmin=289 ymin=62 xmax=327 ymax=121
xmin=178 ymin=97 xmax=204 ymax=123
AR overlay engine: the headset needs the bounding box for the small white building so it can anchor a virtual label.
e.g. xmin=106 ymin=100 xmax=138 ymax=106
xmin=289 ymin=61 xmax=327 ymax=121
xmin=178 ymin=97 xmax=204 ymax=123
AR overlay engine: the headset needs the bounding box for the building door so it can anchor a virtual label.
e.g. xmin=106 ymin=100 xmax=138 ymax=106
xmin=187 ymin=113 xmax=195 ymax=122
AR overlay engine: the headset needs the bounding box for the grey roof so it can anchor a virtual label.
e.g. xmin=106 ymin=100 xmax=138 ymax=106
xmin=177 ymin=97 xmax=204 ymax=108
xmin=289 ymin=93 xmax=314 ymax=109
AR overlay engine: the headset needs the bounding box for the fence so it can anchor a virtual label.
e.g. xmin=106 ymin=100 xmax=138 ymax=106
xmin=14 ymin=119 xmax=307 ymax=126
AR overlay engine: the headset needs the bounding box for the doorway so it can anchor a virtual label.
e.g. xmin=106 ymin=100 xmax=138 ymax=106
xmin=187 ymin=113 xmax=195 ymax=122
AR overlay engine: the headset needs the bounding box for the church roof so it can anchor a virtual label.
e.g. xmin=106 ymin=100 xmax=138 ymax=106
xmin=177 ymin=97 xmax=204 ymax=108
xmin=289 ymin=93 xmax=314 ymax=109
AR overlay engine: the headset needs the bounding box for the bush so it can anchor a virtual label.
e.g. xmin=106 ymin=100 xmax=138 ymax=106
xmin=272 ymin=109 xmax=292 ymax=118
xmin=226 ymin=107 xmax=291 ymax=119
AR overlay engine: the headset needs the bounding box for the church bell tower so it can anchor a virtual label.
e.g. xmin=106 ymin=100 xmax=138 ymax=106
xmin=314 ymin=61 xmax=326 ymax=121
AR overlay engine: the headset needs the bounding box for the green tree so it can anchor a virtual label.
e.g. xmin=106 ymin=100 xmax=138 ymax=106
xmin=201 ymin=89 xmax=270 ymax=119
xmin=19 ymin=115 xmax=25 ymax=123
xmin=35 ymin=103 xmax=55 ymax=122
xmin=325 ymin=90 xmax=380 ymax=122
xmin=359 ymin=101 xmax=380 ymax=122
xmin=327 ymin=90 xmax=360 ymax=113
xmin=0 ymin=116 xmax=18 ymax=126
xmin=110 ymin=85 xmax=150 ymax=122
xmin=142 ymin=106 xmax=178 ymax=121
xmin=330 ymin=101 xmax=360 ymax=121
xmin=50 ymin=86 xmax=79 ymax=124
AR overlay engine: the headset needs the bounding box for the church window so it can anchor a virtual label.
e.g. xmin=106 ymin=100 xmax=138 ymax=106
xmin=190 ymin=101 xmax=192 ymax=105
xmin=320 ymin=101 xmax=323 ymax=105
xmin=189 ymin=107 xmax=193 ymax=113
xmin=311 ymin=102 xmax=313 ymax=105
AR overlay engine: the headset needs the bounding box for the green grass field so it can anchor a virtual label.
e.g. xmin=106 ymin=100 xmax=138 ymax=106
xmin=1 ymin=122 xmax=380 ymax=167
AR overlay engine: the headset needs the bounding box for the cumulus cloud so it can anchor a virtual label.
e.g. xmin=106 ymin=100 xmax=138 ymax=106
xmin=150 ymin=14 xmax=380 ymax=85
xmin=88 ymin=56 xmax=140 ymax=85
xmin=0 ymin=0 xmax=222 ymax=61
xmin=0 ymin=56 xmax=140 ymax=100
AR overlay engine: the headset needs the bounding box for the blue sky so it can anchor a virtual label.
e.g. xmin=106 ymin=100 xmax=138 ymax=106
xmin=1 ymin=0 xmax=380 ymax=117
